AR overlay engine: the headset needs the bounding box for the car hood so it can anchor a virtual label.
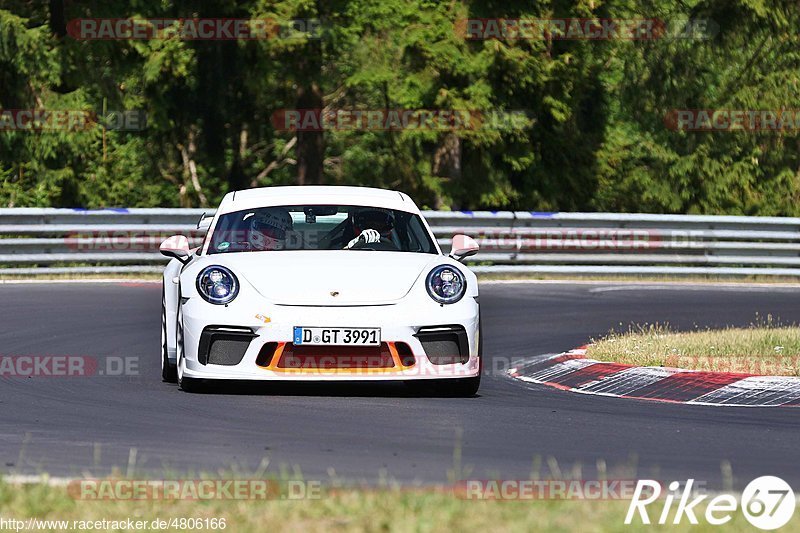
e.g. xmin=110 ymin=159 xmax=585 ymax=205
xmin=208 ymin=251 xmax=441 ymax=305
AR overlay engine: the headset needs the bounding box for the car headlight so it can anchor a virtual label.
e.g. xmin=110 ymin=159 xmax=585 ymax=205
xmin=196 ymin=265 xmax=239 ymax=305
xmin=426 ymin=265 xmax=466 ymax=304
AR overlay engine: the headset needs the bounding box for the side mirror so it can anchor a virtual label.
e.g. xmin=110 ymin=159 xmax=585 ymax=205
xmin=449 ymin=234 xmax=479 ymax=262
xmin=197 ymin=212 xmax=213 ymax=231
xmin=160 ymin=235 xmax=191 ymax=263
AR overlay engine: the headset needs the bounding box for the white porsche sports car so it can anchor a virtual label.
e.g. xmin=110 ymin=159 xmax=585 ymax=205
xmin=160 ymin=186 xmax=482 ymax=395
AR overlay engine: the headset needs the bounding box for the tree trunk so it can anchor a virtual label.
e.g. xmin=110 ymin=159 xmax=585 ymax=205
xmin=293 ymin=1 xmax=325 ymax=185
xmin=49 ymin=0 xmax=66 ymax=37
xmin=295 ymin=84 xmax=324 ymax=185
xmin=432 ymin=133 xmax=462 ymax=209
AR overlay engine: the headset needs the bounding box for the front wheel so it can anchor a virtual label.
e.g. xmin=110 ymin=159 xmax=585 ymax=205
xmin=405 ymin=374 xmax=480 ymax=397
xmin=448 ymin=375 xmax=481 ymax=396
xmin=408 ymin=314 xmax=483 ymax=397
xmin=161 ymin=292 xmax=177 ymax=383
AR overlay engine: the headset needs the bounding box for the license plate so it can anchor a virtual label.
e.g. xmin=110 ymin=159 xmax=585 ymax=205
xmin=293 ymin=327 xmax=381 ymax=346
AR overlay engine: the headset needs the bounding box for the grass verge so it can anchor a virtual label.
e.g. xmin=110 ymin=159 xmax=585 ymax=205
xmin=586 ymin=318 xmax=800 ymax=376
xmin=0 ymin=479 xmax=771 ymax=532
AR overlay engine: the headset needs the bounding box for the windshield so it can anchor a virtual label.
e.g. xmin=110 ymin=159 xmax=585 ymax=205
xmin=207 ymin=205 xmax=437 ymax=254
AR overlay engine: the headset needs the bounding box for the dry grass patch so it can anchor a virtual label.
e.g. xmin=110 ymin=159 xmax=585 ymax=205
xmin=0 ymin=479 xmax=771 ymax=533
xmin=586 ymin=318 xmax=800 ymax=376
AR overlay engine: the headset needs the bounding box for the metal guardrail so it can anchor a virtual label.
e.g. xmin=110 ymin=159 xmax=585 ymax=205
xmin=1 ymin=208 xmax=800 ymax=276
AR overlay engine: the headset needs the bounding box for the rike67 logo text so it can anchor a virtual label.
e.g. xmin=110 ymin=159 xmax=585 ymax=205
xmin=626 ymin=477 xmax=795 ymax=530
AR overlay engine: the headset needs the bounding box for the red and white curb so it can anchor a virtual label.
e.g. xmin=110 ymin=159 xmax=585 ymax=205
xmin=508 ymin=347 xmax=800 ymax=407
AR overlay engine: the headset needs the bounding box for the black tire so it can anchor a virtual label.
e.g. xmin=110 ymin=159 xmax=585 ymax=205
xmin=446 ymin=374 xmax=481 ymax=397
xmin=161 ymin=289 xmax=177 ymax=383
xmin=403 ymin=380 xmax=429 ymax=393
xmin=409 ymin=373 xmax=480 ymax=397
xmin=179 ymin=375 xmax=202 ymax=392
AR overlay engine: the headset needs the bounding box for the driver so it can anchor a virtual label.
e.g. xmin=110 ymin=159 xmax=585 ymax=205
xmin=345 ymin=208 xmax=395 ymax=249
xmin=246 ymin=207 xmax=293 ymax=250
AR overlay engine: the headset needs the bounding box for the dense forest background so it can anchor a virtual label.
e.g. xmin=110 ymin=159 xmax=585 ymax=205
xmin=1 ymin=1 xmax=798 ymax=212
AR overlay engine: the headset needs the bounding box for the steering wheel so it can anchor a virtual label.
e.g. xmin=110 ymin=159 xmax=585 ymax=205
xmin=350 ymin=237 xmax=399 ymax=251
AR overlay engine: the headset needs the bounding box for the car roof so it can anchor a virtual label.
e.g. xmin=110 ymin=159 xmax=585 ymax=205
xmin=216 ymin=186 xmax=420 ymax=214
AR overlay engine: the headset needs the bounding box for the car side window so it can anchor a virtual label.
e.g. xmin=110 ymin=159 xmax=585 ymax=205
xmin=405 ymin=215 xmax=434 ymax=252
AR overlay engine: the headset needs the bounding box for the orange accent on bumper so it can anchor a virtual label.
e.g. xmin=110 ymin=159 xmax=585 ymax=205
xmin=259 ymin=341 xmax=416 ymax=374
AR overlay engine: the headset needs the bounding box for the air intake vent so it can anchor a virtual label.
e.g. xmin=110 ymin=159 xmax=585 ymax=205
xmin=198 ymin=326 xmax=257 ymax=366
xmin=394 ymin=342 xmax=416 ymax=367
xmin=414 ymin=325 xmax=469 ymax=365
xmin=256 ymin=342 xmax=279 ymax=367
xmin=278 ymin=343 xmax=395 ymax=369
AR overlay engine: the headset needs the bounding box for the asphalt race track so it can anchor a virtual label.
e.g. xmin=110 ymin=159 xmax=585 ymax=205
xmin=1 ymin=281 xmax=799 ymax=489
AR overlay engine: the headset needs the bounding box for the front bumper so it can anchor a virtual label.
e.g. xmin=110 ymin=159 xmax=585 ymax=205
xmin=180 ymin=296 xmax=480 ymax=381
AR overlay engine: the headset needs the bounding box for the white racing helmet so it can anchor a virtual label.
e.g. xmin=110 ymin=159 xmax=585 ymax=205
xmin=248 ymin=207 xmax=293 ymax=250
